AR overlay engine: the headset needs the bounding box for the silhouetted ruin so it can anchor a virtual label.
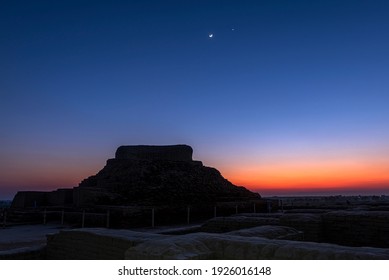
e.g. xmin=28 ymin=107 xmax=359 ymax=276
xmin=10 ymin=145 xmax=262 ymax=226
xmin=75 ymin=144 xmax=260 ymax=207
xmin=5 ymin=145 xmax=389 ymax=260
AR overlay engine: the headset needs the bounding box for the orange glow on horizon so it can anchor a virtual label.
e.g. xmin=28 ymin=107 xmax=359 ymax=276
xmin=0 ymin=156 xmax=102 ymax=191
xmin=2 ymin=150 xmax=389 ymax=197
xmin=221 ymin=158 xmax=389 ymax=193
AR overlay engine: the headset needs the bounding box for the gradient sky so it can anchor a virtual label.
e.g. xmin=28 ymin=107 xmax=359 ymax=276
xmin=1 ymin=0 xmax=389 ymax=199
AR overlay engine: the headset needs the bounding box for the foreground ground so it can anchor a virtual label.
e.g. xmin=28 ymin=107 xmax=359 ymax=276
xmin=2 ymin=195 xmax=389 ymax=259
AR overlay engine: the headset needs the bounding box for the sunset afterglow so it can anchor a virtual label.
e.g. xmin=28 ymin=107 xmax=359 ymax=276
xmin=1 ymin=1 xmax=389 ymax=199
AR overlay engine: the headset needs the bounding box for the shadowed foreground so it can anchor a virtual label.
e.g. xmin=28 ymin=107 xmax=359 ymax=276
xmin=45 ymin=227 xmax=389 ymax=260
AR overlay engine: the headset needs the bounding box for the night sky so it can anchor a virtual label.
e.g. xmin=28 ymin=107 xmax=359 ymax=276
xmin=1 ymin=0 xmax=389 ymax=199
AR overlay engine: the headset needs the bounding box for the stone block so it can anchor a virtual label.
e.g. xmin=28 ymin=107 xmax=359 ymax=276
xmin=115 ymin=145 xmax=193 ymax=161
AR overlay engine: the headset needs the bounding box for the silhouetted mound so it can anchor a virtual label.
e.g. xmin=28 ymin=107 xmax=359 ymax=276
xmin=75 ymin=145 xmax=260 ymax=207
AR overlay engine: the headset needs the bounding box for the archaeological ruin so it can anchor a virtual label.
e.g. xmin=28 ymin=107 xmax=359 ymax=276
xmin=3 ymin=145 xmax=389 ymax=260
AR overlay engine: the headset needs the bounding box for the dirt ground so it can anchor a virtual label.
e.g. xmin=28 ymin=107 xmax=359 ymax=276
xmin=0 ymin=224 xmax=69 ymax=251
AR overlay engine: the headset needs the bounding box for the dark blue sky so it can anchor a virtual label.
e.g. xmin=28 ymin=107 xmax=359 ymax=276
xmin=1 ymin=0 xmax=389 ymax=198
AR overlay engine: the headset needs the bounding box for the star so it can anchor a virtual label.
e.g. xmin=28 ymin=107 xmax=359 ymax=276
xmin=208 ymin=33 xmax=214 ymax=38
